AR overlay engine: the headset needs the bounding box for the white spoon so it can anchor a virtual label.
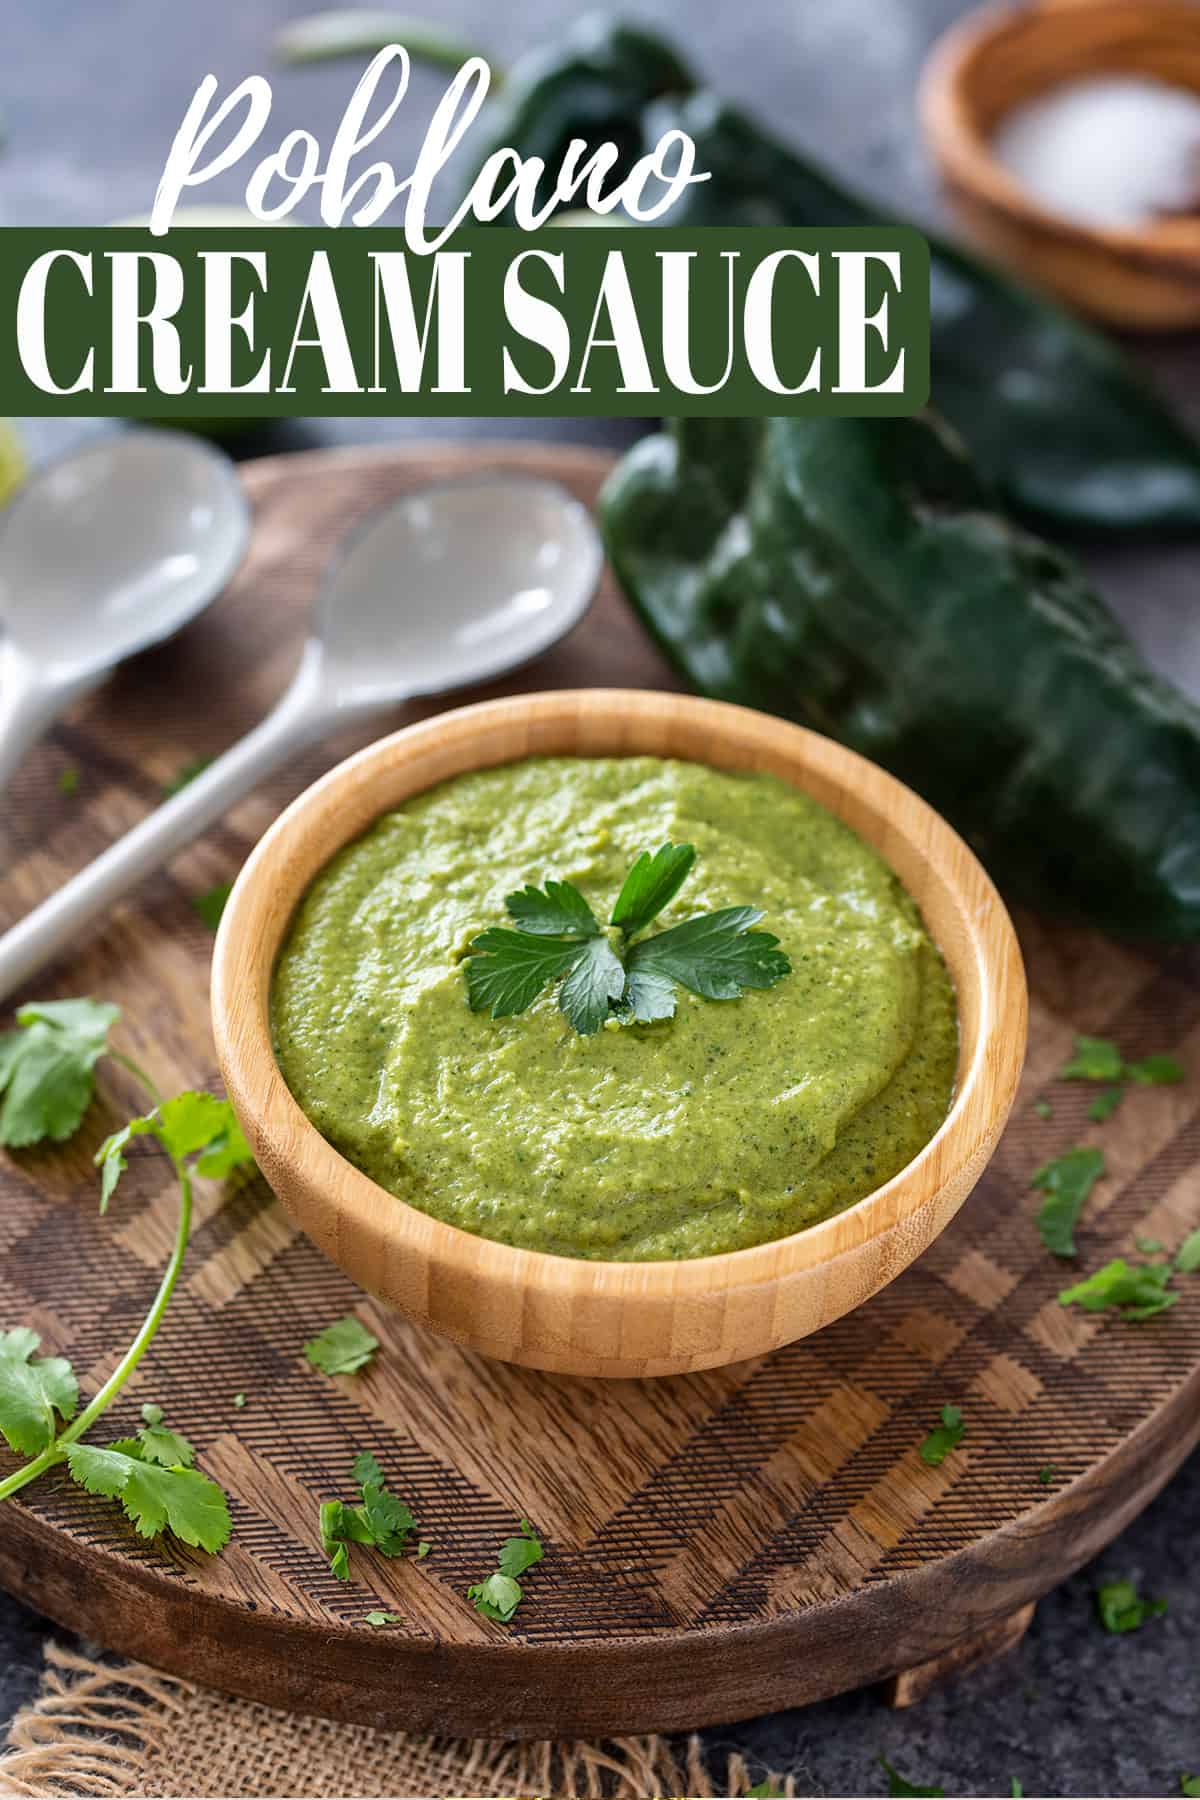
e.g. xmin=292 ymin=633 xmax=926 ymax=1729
xmin=0 ymin=430 xmax=250 ymax=793
xmin=0 ymin=472 xmax=602 ymax=1002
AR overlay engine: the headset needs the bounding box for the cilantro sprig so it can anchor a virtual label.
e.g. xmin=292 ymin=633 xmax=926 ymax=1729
xmin=0 ymin=999 xmax=254 ymax=1555
xmin=464 ymin=844 xmax=790 ymax=1036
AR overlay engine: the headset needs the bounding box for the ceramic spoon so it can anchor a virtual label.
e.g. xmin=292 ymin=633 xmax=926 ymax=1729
xmin=0 ymin=430 xmax=250 ymax=793
xmin=0 ymin=472 xmax=602 ymax=1002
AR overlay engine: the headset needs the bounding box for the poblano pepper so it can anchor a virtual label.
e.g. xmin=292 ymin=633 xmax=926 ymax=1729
xmin=600 ymin=414 xmax=1200 ymax=937
xmin=470 ymin=16 xmax=1200 ymax=538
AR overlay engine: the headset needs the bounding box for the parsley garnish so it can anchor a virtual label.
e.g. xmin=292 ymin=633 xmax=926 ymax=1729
xmin=192 ymin=883 xmax=233 ymax=931
xmin=1095 ymin=1577 xmax=1166 ymax=1634
xmin=304 ymin=1315 xmax=379 ymax=1376
xmin=879 ymin=1757 xmax=944 ymax=1798
xmin=464 ymin=844 xmax=790 ymax=1036
xmin=364 ymin=1609 xmax=402 ymax=1627
xmin=468 ymin=1518 xmax=544 ymax=1623
xmin=0 ymin=998 xmax=121 ymax=1147
xmin=1031 ymin=1146 xmax=1105 ymax=1258
xmin=1059 ymin=1258 xmax=1177 ymax=1320
xmin=320 ymin=1453 xmax=418 ymax=1580
xmin=918 ymin=1404 xmax=964 ymax=1467
xmin=0 ymin=1005 xmax=253 ymax=1555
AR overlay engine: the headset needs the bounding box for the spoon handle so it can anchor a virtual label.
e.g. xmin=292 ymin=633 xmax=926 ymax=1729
xmin=0 ymin=642 xmax=328 ymax=1005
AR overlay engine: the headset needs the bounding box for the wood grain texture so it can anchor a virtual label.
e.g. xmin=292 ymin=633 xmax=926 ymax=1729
xmin=1 ymin=442 xmax=1199 ymax=1738
xmin=921 ymin=0 xmax=1200 ymax=329
xmin=213 ymin=691 xmax=1027 ymax=1378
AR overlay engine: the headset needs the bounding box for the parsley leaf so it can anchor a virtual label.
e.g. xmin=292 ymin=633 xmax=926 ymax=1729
xmin=0 ymin=998 xmax=120 ymax=1147
xmin=1059 ymin=1258 xmax=1178 ymax=1320
xmin=1175 ymin=1229 xmax=1200 ymax=1274
xmin=464 ymin=848 xmax=790 ymax=1036
xmin=364 ymin=1610 xmax=402 ymax=1627
xmin=610 ymin=843 xmax=696 ymax=939
xmin=506 ymin=878 xmax=599 ymax=938
xmin=1060 ymin=1035 xmax=1124 ymax=1082
xmin=468 ymin=1519 xmax=544 ymax=1623
xmin=0 ymin=1329 xmax=78 ymax=1455
xmin=918 ymin=1403 xmax=965 ymax=1467
xmin=880 ymin=1757 xmax=944 ymax=1798
xmin=65 ymin=1441 xmax=231 ymax=1552
xmin=1095 ymin=1577 xmax=1167 ymax=1634
xmin=1031 ymin=1146 xmax=1105 ymax=1257
xmin=192 ymin=883 xmax=232 ymax=931
xmin=304 ymin=1316 xmax=379 ymax=1376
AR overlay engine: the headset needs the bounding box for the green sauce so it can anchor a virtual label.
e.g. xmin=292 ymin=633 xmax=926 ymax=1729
xmin=271 ymin=756 xmax=957 ymax=1261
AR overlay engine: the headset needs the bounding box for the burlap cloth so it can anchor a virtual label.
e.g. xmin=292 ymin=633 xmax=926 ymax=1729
xmin=0 ymin=1644 xmax=787 ymax=1799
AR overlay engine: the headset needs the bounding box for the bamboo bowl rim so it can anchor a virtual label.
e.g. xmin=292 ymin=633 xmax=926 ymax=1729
xmin=920 ymin=0 xmax=1200 ymax=257
xmin=212 ymin=690 xmax=1027 ymax=1307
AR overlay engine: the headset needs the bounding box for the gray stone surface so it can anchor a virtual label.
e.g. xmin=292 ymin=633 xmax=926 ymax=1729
xmin=2 ymin=1 xmax=1199 ymax=1793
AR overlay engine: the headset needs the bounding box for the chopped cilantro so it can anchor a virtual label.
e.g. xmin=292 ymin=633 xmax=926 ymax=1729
xmin=1087 ymin=1086 xmax=1124 ymax=1123
xmin=464 ymin=844 xmax=789 ymax=1036
xmin=1126 ymin=1053 xmax=1185 ymax=1086
xmin=1033 ymin=1098 xmax=1053 ymax=1120
xmin=1095 ymin=1577 xmax=1166 ymax=1634
xmin=57 ymin=765 xmax=80 ymax=796
xmin=1175 ymin=1229 xmax=1200 ymax=1274
xmin=0 ymin=998 xmax=120 ymax=1148
xmin=919 ymin=1404 xmax=964 ymax=1467
xmin=1060 ymin=1035 xmax=1124 ymax=1082
xmin=468 ymin=1518 xmax=544 ymax=1623
xmin=417 ymin=1539 xmax=431 ymax=1558
xmin=1031 ymin=1146 xmax=1105 ymax=1257
xmin=879 ymin=1757 xmax=944 ymax=1798
xmin=304 ymin=1316 xmax=379 ymax=1376
xmin=232 ymin=1392 xmax=246 ymax=1409
xmin=319 ymin=1453 xmax=419 ymax=1581
xmin=1136 ymin=1236 xmax=1165 ymax=1255
xmin=1038 ymin=1464 xmax=1058 ymax=1486
xmin=1059 ymin=1259 xmax=1177 ymax=1320
xmin=163 ymin=756 xmax=212 ymax=797
xmin=192 ymin=883 xmax=233 ymax=931
xmin=364 ymin=1610 xmax=402 ymax=1627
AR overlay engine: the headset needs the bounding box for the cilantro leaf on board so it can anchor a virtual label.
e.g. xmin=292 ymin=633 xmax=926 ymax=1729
xmin=364 ymin=1610 xmax=402 ymax=1627
xmin=464 ymin=847 xmax=790 ymax=1036
xmin=879 ymin=1757 xmax=945 ymax=1798
xmin=1088 ymin=1086 xmax=1125 ymax=1123
xmin=0 ymin=1328 xmax=78 ymax=1455
xmin=319 ymin=1453 xmax=419 ymax=1580
xmin=1059 ymin=1258 xmax=1178 ymax=1321
xmin=192 ymin=883 xmax=232 ymax=932
xmin=1031 ymin=1146 xmax=1106 ymax=1258
xmin=505 ymin=878 xmax=599 ymax=938
xmin=468 ymin=1519 xmax=544 ymax=1624
xmin=1095 ymin=1577 xmax=1167 ymax=1634
xmin=163 ymin=756 xmax=212 ymax=797
xmin=135 ymin=1403 xmax=195 ymax=1470
xmin=0 ymin=998 xmax=120 ymax=1147
xmin=1175 ymin=1229 xmax=1200 ymax=1274
xmin=1060 ymin=1035 xmax=1124 ymax=1082
xmin=303 ymin=1316 xmax=379 ymax=1376
xmin=1126 ymin=1053 xmax=1185 ymax=1086
xmin=610 ymin=842 xmax=696 ymax=939
xmin=918 ymin=1403 xmax=965 ymax=1467
xmin=65 ymin=1440 xmax=231 ymax=1553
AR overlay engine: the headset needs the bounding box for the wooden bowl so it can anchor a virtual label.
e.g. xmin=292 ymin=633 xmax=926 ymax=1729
xmin=921 ymin=0 xmax=1200 ymax=329
xmin=212 ymin=690 xmax=1027 ymax=1378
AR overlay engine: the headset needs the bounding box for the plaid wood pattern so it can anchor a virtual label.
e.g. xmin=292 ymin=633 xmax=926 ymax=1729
xmin=1 ymin=444 xmax=1198 ymax=1737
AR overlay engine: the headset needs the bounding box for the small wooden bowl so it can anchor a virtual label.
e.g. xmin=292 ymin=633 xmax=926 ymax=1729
xmin=212 ymin=691 xmax=1027 ymax=1378
xmin=921 ymin=0 xmax=1200 ymax=329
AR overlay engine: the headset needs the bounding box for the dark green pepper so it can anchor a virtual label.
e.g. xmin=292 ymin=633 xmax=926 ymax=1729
xmin=600 ymin=415 xmax=1200 ymax=937
xmin=471 ymin=18 xmax=1200 ymax=538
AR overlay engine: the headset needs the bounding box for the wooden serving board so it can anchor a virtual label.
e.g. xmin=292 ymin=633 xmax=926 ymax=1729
xmin=2 ymin=442 xmax=1199 ymax=1740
